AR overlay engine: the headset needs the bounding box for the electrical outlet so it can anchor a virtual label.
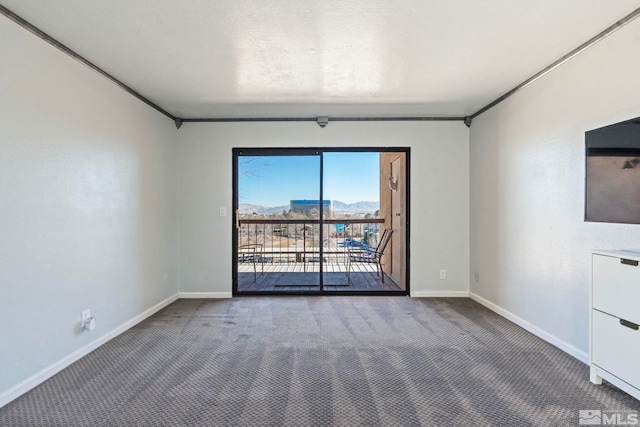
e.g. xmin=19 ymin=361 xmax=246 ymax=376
xmin=219 ymin=207 xmax=227 ymax=217
xmin=474 ymin=272 xmax=480 ymax=282
xmin=439 ymin=269 xmax=447 ymax=280
xmin=81 ymin=309 xmax=96 ymax=331
xmin=81 ymin=309 xmax=91 ymax=324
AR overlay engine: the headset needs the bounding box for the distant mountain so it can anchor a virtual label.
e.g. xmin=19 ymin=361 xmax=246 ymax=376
xmin=239 ymin=200 xmax=379 ymax=215
xmin=239 ymin=204 xmax=289 ymax=215
xmin=332 ymin=201 xmax=379 ymax=213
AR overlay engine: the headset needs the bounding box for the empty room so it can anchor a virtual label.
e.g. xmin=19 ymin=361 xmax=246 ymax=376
xmin=2 ymin=1 xmax=640 ymax=426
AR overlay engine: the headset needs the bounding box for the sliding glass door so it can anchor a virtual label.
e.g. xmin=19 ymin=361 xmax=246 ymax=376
xmin=234 ymin=149 xmax=321 ymax=293
xmin=233 ymin=148 xmax=409 ymax=295
xmin=321 ymin=152 xmax=381 ymax=289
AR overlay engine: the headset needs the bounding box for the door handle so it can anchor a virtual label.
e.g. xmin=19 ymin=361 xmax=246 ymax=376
xmin=235 ymin=209 xmax=240 ymax=229
xmin=620 ymin=258 xmax=639 ymax=266
xmin=620 ymin=319 xmax=639 ymax=330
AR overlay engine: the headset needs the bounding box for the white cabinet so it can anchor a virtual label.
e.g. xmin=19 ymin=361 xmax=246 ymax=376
xmin=591 ymin=250 xmax=640 ymax=401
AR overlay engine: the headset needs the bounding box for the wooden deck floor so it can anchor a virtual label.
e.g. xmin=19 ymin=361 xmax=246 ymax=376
xmin=237 ymin=262 xmax=402 ymax=292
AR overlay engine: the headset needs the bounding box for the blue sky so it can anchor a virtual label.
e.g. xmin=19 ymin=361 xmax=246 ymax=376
xmin=238 ymin=152 xmax=380 ymax=207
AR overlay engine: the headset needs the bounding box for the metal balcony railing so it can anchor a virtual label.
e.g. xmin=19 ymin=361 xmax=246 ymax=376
xmin=237 ymin=218 xmax=385 ymax=271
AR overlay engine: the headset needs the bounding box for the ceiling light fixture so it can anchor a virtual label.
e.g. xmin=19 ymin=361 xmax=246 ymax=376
xmin=317 ymin=116 xmax=329 ymax=128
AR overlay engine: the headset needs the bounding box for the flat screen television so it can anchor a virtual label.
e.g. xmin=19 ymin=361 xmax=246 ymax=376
xmin=585 ymin=116 xmax=640 ymax=224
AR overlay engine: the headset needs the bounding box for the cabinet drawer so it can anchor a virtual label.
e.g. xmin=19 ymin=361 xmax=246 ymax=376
xmin=592 ymin=254 xmax=640 ymax=325
xmin=592 ymin=309 xmax=640 ymax=389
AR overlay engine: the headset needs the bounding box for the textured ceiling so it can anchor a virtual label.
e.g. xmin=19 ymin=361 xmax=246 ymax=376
xmin=2 ymin=1 xmax=639 ymax=118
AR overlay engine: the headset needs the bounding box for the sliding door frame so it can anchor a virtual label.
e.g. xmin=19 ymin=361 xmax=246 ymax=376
xmin=232 ymin=147 xmax=410 ymax=296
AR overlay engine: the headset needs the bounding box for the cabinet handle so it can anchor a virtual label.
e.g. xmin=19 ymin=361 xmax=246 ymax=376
xmin=620 ymin=319 xmax=639 ymax=330
xmin=620 ymin=258 xmax=639 ymax=266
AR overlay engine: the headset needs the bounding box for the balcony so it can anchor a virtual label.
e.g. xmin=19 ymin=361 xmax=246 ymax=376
xmin=236 ymin=218 xmax=401 ymax=292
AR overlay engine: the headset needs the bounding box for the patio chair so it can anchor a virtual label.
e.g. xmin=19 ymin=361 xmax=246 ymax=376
xmin=238 ymin=243 xmax=264 ymax=282
xmin=346 ymin=229 xmax=393 ymax=283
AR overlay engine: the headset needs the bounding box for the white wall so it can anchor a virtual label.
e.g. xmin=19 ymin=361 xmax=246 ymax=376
xmin=470 ymin=19 xmax=640 ymax=360
xmin=177 ymin=121 xmax=469 ymax=296
xmin=0 ymin=17 xmax=178 ymax=400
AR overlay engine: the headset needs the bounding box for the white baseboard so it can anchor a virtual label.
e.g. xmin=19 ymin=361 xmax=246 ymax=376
xmin=469 ymin=292 xmax=589 ymax=364
xmin=178 ymin=292 xmax=232 ymax=299
xmin=0 ymin=293 xmax=179 ymax=409
xmin=411 ymin=290 xmax=470 ymax=298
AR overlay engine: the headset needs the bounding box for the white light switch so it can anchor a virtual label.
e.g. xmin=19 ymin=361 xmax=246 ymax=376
xmin=219 ymin=207 xmax=227 ymax=217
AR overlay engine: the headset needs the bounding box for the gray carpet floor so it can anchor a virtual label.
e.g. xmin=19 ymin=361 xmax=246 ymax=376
xmin=1 ymin=297 xmax=639 ymax=426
